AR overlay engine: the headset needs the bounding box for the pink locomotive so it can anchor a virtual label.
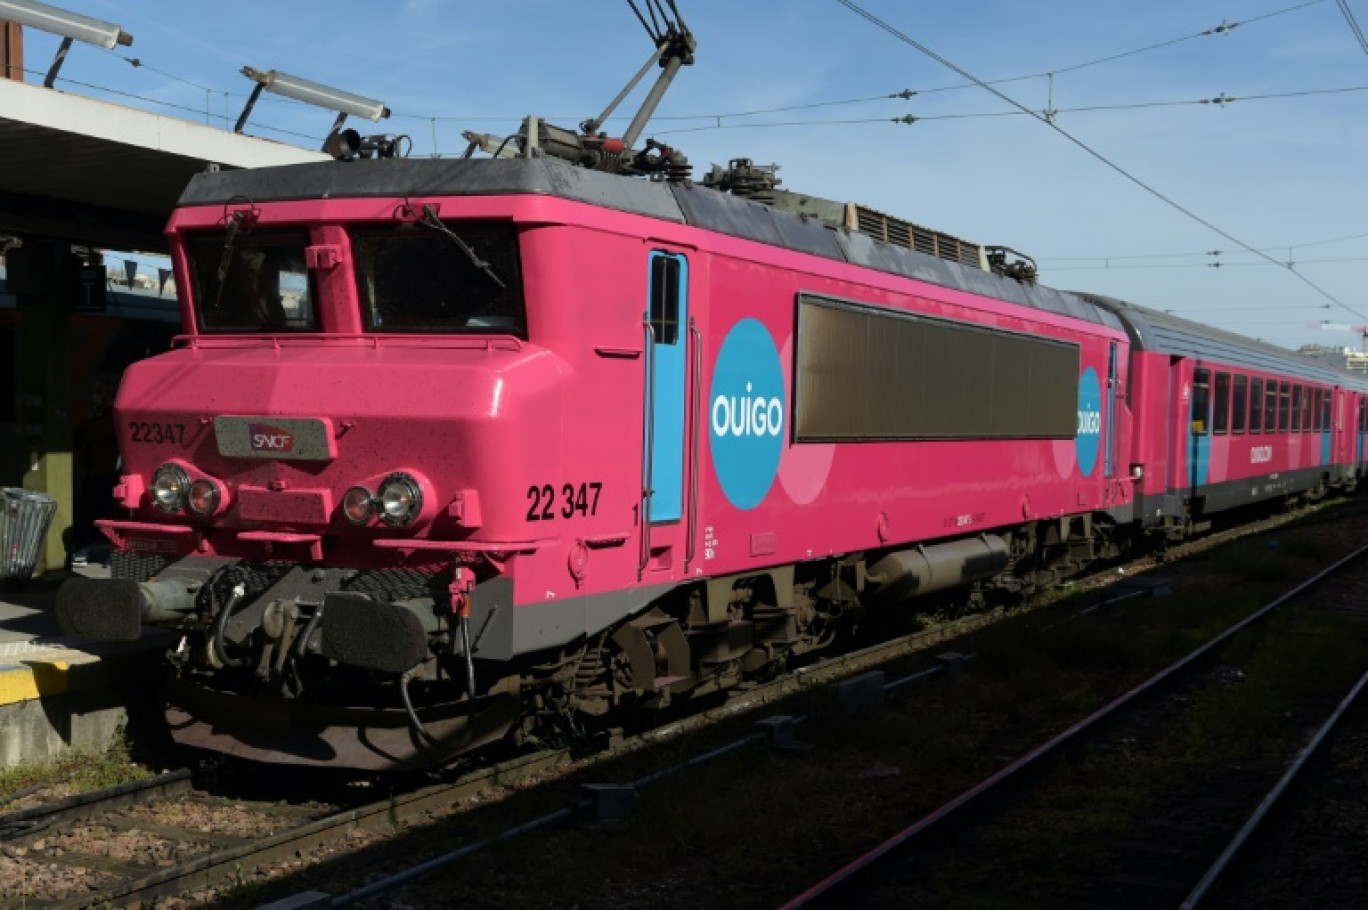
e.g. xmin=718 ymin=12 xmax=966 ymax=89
xmin=57 ymin=12 xmax=1368 ymax=771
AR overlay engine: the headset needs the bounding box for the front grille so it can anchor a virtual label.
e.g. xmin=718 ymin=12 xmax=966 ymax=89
xmin=111 ymin=550 xmax=175 ymax=583
xmin=344 ymin=567 xmax=440 ymax=603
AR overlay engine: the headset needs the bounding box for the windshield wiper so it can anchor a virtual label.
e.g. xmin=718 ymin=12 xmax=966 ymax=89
xmin=210 ymin=210 xmax=252 ymax=313
xmin=419 ymin=205 xmax=507 ymax=290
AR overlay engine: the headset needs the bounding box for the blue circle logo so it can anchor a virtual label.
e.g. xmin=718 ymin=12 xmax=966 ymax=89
xmin=710 ymin=319 xmax=785 ymax=510
xmin=1076 ymin=367 xmax=1103 ymax=477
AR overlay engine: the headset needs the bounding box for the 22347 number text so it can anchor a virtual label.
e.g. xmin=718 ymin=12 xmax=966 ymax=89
xmin=526 ymin=481 xmax=603 ymax=521
xmin=128 ymin=422 xmax=187 ymax=445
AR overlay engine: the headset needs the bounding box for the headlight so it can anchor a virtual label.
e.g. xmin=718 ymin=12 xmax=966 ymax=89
xmin=188 ymin=479 xmax=222 ymax=517
xmin=377 ymin=473 xmax=423 ymax=527
xmin=151 ymin=463 xmax=191 ymax=513
xmin=342 ymin=485 xmax=376 ymax=525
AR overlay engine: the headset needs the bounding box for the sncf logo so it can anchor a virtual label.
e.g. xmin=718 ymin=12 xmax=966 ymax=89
xmin=248 ymin=423 xmax=295 ymax=453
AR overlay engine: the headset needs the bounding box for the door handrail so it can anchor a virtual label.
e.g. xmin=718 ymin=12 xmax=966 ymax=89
xmin=639 ymin=317 xmax=656 ymax=579
xmin=685 ymin=316 xmax=701 ymax=572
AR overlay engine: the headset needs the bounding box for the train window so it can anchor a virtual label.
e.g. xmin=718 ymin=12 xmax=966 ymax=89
xmin=649 ymin=253 xmax=682 ymax=346
xmin=351 ymin=221 xmax=525 ymax=335
xmin=1212 ymin=372 xmax=1230 ymax=435
xmin=1249 ymin=378 xmax=1264 ymax=433
xmin=1264 ymin=380 xmax=1278 ymax=433
xmin=1232 ymin=375 xmax=1248 ymax=434
xmin=1291 ymin=385 xmax=1303 ymax=433
xmin=1278 ymin=381 xmax=1291 ymax=432
xmin=1191 ymin=368 xmax=1210 ymax=435
xmin=793 ymin=293 xmax=1077 ymax=440
xmin=185 ymin=229 xmax=318 ymax=333
xmin=1322 ymin=390 xmax=1333 ymax=432
xmin=1308 ymin=388 xmax=1320 ymax=432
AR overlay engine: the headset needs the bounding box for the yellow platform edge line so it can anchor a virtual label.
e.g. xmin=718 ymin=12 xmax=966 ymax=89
xmin=0 ymin=661 xmax=71 ymax=703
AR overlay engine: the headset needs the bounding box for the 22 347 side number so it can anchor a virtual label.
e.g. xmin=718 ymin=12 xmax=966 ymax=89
xmin=526 ymin=482 xmax=602 ymax=521
xmin=128 ymin=421 xmax=187 ymax=445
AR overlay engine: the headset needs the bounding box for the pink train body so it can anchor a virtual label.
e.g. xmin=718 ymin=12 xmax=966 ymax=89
xmin=56 ymin=156 xmax=1368 ymax=769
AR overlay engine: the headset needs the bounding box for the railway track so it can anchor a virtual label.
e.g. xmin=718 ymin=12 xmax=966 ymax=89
xmin=0 ymin=583 xmax=1016 ymax=908
xmin=0 ymin=498 xmax=1358 ymax=908
xmin=781 ymin=540 xmax=1368 ymax=909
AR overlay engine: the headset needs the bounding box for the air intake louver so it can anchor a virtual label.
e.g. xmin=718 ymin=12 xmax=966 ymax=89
xmin=854 ymin=205 xmax=984 ymax=271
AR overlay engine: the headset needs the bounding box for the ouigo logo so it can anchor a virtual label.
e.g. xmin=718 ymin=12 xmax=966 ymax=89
xmin=709 ymin=319 xmax=785 ymax=510
xmin=1075 ymin=367 xmax=1102 ymax=477
xmin=248 ymin=423 xmax=296 ymax=454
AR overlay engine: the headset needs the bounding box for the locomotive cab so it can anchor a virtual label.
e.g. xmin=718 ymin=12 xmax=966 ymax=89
xmin=55 ymin=166 xmax=604 ymax=769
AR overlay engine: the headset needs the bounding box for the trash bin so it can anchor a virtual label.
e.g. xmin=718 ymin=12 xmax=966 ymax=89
xmin=0 ymin=487 xmax=59 ymax=582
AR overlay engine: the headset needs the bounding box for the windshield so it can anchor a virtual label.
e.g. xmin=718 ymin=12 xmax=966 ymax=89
xmin=185 ymin=229 xmax=318 ymax=333
xmin=351 ymin=221 xmax=525 ymax=335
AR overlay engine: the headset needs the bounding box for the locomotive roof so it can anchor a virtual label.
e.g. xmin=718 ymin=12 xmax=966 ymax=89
xmin=1078 ymin=292 xmax=1368 ymax=389
xmin=180 ymin=156 xmax=1125 ymax=335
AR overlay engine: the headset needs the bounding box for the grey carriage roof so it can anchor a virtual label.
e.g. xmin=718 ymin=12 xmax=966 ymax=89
xmin=1077 ymin=292 xmax=1368 ymax=389
xmin=180 ymin=156 xmax=1125 ymax=334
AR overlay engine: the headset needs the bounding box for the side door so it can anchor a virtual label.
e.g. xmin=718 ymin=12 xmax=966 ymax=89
xmin=1105 ymin=341 xmax=1120 ymax=478
xmin=1188 ymin=364 xmax=1212 ymax=502
xmin=640 ymin=250 xmax=693 ymax=575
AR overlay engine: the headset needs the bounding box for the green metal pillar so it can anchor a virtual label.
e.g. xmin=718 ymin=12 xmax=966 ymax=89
xmin=12 ymin=239 xmax=76 ymax=575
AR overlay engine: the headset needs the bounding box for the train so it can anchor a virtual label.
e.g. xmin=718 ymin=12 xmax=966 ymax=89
xmin=56 ymin=18 xmax=1368 ymax=772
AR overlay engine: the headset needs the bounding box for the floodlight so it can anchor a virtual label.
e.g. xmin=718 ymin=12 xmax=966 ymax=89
xmin=234 ymin=66 xmax=390 ymax=146
xmin=0 ymin=0 xmax=132 ymax=87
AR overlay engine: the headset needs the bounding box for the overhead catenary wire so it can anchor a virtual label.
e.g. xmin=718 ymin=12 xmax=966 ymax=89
xmin=17 ymin=62 xmax=326 ymax=143
xmin=834 ymin=0 xmax=1368 ymax=325
xmin=642 ymin=0 xmax=1328 ymax=123
xmin=49 ymin=0 xmax=1335 ymax=139
xmin=1047 ymin=230 xmax=1368 ymax=264
xmin=1335 ymin=0 xmax=1368 ymax=54
xmin=14 ymin=1 xmax=1360 ymax=341
xmin=1049 ymin=255 xmax=1368 ymax=271
xmin=649 ymin=84 xmax=1368 ymax=135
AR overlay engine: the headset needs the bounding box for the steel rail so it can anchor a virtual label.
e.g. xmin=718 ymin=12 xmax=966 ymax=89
xmin=1180 ymin=666 xmax=1368 ymax=909
xmin=322 ymin=733 xmax=774 ymax=908
xmin=27 ymin=508 xmax=1344 ymax=906
xmin=778 ymin=541 xmax=1368 ymax=909
xmin=0 ymin=769 xmax=193 ymax=842
xmin=44 ymin=747 xmax=575 ymax=909
xmin=35 ymin=597 xmax=985 ymax=907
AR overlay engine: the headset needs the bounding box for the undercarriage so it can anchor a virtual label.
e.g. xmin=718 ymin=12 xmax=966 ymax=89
xmin=58 ymin=515 xmax=1136 ymax=771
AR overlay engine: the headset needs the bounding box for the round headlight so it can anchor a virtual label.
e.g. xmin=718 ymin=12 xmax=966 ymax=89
xmin=151 ymin=463 xmax=191 ymax=513
xmin=377 ymin=473 xmax=423 ymax=527
xmin=342 ymin=486 xmax=376 ymax=525
xmin=188 ymin=479 xmax=222 ymax=517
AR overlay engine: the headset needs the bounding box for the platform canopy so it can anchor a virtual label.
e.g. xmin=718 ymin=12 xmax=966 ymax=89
xmin=0 ymin=77 xmax=325 ymax=252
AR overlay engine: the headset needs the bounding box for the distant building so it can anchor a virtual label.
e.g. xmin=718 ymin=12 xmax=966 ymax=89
xmin=1298 ymin=344 xmax=1368 ymax=374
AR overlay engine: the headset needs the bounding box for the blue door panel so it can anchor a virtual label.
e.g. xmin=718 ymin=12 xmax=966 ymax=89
xmin=647 ymin=252 xmax=687 ymax=523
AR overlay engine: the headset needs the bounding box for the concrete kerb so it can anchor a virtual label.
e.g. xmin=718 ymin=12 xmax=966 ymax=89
xmin=0 ymin=565 xmax=171 ymax=768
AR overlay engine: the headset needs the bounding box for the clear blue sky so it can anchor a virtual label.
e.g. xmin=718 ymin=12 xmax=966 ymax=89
xmin=15 ymin=0 xmax=1368 ymax=352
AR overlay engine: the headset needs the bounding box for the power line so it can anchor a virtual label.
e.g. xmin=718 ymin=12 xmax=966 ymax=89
xmin=57 ymin=1 xmax=1331 ymax=140
xmin=834 ymin=0 xmax=1368 ymax=324
xmin=636 ymin=0 xmax=1328 ymax=125
xmin=649 ymin=84 xmax=1368 ymax=135
xmin=1049 ymin=256 xmax=1368 ymax=272
xmin=1336 ymin=0 xmax=1368 ymax=54
xmin=25 ymin=63 xmax=326 ymax=144
xmin=1045 ymin=232 xmax=1368 ymax=266
xmin=1057 ymin=232 xmax=1368 ymax=261
xmin=1170 ymin=303 xmax=1333 ymax=312
xmin=1039 ymin=1 xmax=1322 ymax=75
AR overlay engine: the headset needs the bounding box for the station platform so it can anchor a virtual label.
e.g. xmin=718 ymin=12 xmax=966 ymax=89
xmin=0 ymin=560 xmax=171 ymax=768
